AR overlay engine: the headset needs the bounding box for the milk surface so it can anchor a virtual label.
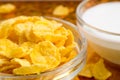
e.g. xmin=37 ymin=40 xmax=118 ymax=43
xmin=82 ymin=2 xmax=120 ymax=43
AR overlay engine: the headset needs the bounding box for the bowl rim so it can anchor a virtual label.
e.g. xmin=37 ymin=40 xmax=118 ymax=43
xmin=0 ymin=16 xmax=87 ymax=79
xmin=76 ymin=0 xmax=120 ymax=36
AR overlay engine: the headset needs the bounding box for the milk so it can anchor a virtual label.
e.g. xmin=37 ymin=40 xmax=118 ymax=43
xmin=80 ymin=2 xmax=120 ymax=65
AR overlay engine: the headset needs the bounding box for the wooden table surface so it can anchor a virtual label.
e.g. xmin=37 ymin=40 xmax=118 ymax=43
xmin=0 ymin=1 xmax=120 ymax=80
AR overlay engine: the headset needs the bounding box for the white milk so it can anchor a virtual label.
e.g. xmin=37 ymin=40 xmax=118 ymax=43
xmin=80 ymin=2 xmax=120 ymax=64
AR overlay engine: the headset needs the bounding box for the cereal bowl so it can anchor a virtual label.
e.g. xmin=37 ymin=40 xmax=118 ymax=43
xmin=0 ymin=16 xmax=87 ymax=80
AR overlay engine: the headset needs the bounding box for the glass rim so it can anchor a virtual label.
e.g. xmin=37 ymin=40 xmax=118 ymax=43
xmin=76 ymin=0 xmax=120 ymax=36
xmin=0 ymin=16 xmax=87 ymax=79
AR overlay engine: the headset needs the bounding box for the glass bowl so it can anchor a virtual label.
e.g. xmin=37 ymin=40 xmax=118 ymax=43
xmin=76 ymin=0 xmax=120 ymax=65
xmin=0 ymin=16 xmax=87 ymax=80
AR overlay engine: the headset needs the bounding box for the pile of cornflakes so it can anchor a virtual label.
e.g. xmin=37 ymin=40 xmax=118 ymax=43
xmin=0 ymin=16 xmax=77 ymax=75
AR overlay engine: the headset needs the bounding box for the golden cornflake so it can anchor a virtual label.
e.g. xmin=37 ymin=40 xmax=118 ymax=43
xmin=79 ymin=64 xmax=93 ymax=78
xmin=92 ymin=59 xmax=112 ymax=80
xmin=53 ymin=5 xmax=70 ymax=16
xmin=0 ymin=4 xmax=16 ymax=13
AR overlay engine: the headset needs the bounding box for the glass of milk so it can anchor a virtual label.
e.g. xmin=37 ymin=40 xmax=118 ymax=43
xmin=76 ymin=0 xmax=120 ymax=65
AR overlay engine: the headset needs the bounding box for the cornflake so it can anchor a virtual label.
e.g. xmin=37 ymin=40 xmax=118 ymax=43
xmin=53 ymin=5 xmax=70 ymax=16
xmin=0 ymin=4 xmax=16 ymax=13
